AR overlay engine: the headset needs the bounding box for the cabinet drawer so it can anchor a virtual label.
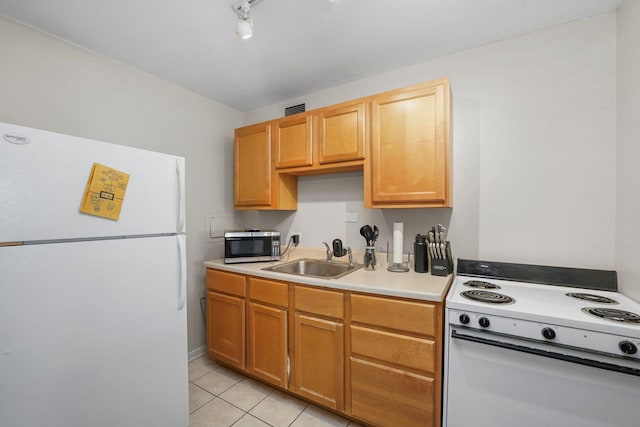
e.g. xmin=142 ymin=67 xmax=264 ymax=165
xmin=351 ymin=294 xmax=436 ymax=336
xmin=248 ymin=277 xmax=288 ymax=307
xmin=350 ymin=357 xmax=434 ymax=427
xmin=295 ymin=286 xmax=344 ymax=319
xmin=351 ymin=326 xmax=435 ymax=373
xmin=206 ymin=269 xmax=246 ymax=297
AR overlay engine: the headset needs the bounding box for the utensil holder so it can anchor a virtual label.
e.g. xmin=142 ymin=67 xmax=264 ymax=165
xmin=431 ymin=241 xmax=453 ymax=276
xmin=364 ymin=246 xmax=376 ymax=270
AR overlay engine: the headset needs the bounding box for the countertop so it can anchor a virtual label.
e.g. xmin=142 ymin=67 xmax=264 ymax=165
xmin=204 ymin=247 xmax=453 ymax=302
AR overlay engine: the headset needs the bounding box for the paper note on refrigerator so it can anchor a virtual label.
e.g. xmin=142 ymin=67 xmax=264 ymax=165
xmin=79 ymin=162 xmax=130 ymax=220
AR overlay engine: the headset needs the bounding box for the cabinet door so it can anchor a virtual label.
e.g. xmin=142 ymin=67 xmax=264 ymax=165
xmin=350 ymin=358 xmax=434 ymax=427
xmin=207 ymin=291 xmax=245 ymax=369
xmin=293 ymin=313 xmax=344 ymax=411
xmin=235 ymin=123 xmax=272 ymax=207
xmin=247 ymin=302 xmax=288 ymax=388
xmin=317 ymin=102 xmax=366 ymax=164
xmin=274 ymin=115 xmax=313 ymax=168
xmin=369 ymin=80 xmax=450 ymax=207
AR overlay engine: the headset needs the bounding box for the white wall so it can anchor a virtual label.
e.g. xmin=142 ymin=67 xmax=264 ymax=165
xmin=0 ymin=15 xmax=244 ymax=353
xmin=616 ymin=0 xmax=640 ymax=302
xmin=243 ymin=13 xmax=617 ymax=273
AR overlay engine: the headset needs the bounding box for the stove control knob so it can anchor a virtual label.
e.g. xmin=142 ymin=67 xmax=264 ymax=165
xmin=479 ymin=317 xmax=490 ymax=328
xmin=542 ymin=327 xmax=556 ymax=340
xmin=619 ymin=341 xmax=637 ymax=355
xmin=459 ymin=314 xmax=470 ymax=325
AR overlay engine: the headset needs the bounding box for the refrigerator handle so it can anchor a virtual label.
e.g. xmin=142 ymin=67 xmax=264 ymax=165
xmin=177 ymin=234 xmax=187 ymax=311
xmin=176 ymin=157 xmax=186 ymax=234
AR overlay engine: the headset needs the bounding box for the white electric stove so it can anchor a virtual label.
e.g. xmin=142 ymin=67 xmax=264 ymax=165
xmin=443 ymin=259 xmax=640 ymax=427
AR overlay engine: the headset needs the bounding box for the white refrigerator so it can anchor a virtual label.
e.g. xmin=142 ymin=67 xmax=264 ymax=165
xmin=0 ymin=122 xmax=188 ymax=427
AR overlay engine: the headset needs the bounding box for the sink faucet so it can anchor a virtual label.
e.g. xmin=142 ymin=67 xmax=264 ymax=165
xmin=322 ymin=242 xmax=333 ymax=262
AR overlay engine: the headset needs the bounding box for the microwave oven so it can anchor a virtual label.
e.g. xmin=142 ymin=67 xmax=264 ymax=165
xmin=224 ymin=229 xmax=281 ymax=264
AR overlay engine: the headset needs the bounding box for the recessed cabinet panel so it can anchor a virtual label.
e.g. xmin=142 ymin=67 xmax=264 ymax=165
xmin=350 ymin=294 xmax=436 ymax=336
xmin=234 ymin=123 xmax=272 ymax=207
xmin=350 ymin=325 xmax=435 ymax=373
xmin=275 ymin=115 xmax=313 ymax=168
xmin=367 ymin=79 xmax=451 ymax=208
xmin=207 ymin=291 xmax=245 ymax=369
xmin=293 ymin=313 xmax=344 ymax=411
xmin=247 ymin=302 xmax=288 ymax=388
xmin=318 ymin=102 xmax=366 ymax=164
xmin=350 ymin=358 xmax=434 ymax=427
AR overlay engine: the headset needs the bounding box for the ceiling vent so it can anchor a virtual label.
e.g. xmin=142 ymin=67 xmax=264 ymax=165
xmin=284 ymin=103 xmax=306 ymax=117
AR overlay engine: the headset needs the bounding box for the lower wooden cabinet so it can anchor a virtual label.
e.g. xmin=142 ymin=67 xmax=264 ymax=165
xmin=350 ymin=358 xmax=435 ymax=427
xmin=205 ymin=268 xmax=444 ymax=427
xmin=247 ymin=302 xmax=288 ymax=388
xmin=206 ymin=269 xmax=247 ymax=369
xmin=292 ymin=313 xmax=344 ymax=410
xmin=207 ymin=291 xmax=245 ymax=369
xmin=246 ymin=277 xmax=289 ymax=388
xmin=347 ymin=294 xmax=442 ymax=427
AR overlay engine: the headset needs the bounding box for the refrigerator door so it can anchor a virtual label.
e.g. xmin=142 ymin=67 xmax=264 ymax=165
xmin=0 ymin=235 xmax=188 ymax=427
xmin=0 ymin=122 xmax=186 ymax=242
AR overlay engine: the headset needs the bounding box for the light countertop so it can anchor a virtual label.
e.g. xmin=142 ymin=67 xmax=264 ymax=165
xmin=204 ymin=247 xmax=453 ymax=302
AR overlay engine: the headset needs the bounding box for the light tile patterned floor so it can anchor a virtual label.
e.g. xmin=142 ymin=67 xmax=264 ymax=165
xmin=188 ymin=356 xmax=363 ymax=427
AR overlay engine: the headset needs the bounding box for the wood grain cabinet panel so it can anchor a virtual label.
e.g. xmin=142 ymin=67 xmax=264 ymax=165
xmin=351 ymin=294 xmax=436 ymax=336
xmin=292 ymin=313 xmax=344 ymax=411
xmin=274 ymin=115 xmax=313 ymax=168
xmin=206 ymin=269 xmax=246 ymax=369
xmin=247 ymin=302 xmax=288 ymax=388
xmin=350 ymin=325 xmax=435 ymax=373
xmin=206 ymin=291 xmax=245 ymax=369
xmin=366 ymin=78 xmax=451 ymax=208
xmin=234 ymin=122 xmax=297 ymax=210
xmin=350 ymin=358 xmax=434 ymax=427
xmin=317 ymin=102 xmax=366 ymax=164
xmin=206 ymin=268 xmax=246 ymax=297
xmin=248 ymin=277 xmax=288 ymax=307
xmin=295 ymin=286 xmax=344 ymax=319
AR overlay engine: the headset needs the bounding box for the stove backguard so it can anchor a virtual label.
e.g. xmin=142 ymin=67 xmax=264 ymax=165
xmin=456 ymin=259 xmax=617 ymax=292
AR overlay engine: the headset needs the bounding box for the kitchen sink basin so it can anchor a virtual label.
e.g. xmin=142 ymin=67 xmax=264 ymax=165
xmin=262 ymin=258 xmax=363 ymax=279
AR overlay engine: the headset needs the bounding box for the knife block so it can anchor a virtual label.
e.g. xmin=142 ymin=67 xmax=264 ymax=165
xmin=430 ymin=241 xmax=453 ymax=276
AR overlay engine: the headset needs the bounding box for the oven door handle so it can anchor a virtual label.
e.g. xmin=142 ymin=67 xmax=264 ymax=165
xmin=451 ymin=330 xmax=640 ymax=377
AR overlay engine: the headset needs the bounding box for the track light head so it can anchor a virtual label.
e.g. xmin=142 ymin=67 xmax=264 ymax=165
xmin=232 ymin=1 xmax=253 ymax=40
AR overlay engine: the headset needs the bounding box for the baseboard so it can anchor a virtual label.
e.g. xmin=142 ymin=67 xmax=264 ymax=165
xmin=188 ymin=345 xmax=207 ymax=362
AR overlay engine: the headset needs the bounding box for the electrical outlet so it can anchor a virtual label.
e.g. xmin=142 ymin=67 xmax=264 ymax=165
xmin=288 ymin=232 xmax=301 ymax=246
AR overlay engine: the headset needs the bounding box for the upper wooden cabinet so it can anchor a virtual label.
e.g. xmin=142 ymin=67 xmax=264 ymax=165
xmin=274 ymin=100 xmax=368 ymax=174
xmin=365 ymin=79 xmax=452 ymax=208
xmin=233 ymin=77 xmax=451 ymax=210
xmin=274 ymin=114 xmax=313 ymax=169
xmin=234 ymin=122 xmax=297 ymax=210
xmin=317 ymin=102 xmax=366 ymax=165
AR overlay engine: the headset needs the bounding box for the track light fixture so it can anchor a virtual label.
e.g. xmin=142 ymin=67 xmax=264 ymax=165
xmin=231 ymin=0 xmax=264 ymax=40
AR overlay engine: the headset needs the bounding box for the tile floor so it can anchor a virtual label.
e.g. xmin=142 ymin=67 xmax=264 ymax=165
xmin=188 ymin=356 xmax=363 ymax=427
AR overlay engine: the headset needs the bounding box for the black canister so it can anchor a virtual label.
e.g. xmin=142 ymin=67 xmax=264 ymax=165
xmin=414 ymin=234 xmax=428 ymax=273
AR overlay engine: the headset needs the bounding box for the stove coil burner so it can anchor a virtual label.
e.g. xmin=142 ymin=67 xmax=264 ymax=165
xmin=581 ymin=307 xmax=640 ymax=324
xmin=461 ymin=290 xmax=515 ymax=304
xmin=463 ymin=280 xmax=501 ymax=289
xmin=566 ymin=293 xmax=618 ymax=304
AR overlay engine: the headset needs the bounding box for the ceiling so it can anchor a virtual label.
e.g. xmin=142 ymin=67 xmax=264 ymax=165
xmin=0 ymin=0 xmax=622 ymax=112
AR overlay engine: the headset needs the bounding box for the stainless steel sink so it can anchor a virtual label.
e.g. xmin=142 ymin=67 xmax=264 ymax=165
xmin=262 ymin=258 xmax=363 ymax=279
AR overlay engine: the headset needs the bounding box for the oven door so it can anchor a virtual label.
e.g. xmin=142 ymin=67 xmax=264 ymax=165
xmin=444 ymin=326 xmax=640 ymax=427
